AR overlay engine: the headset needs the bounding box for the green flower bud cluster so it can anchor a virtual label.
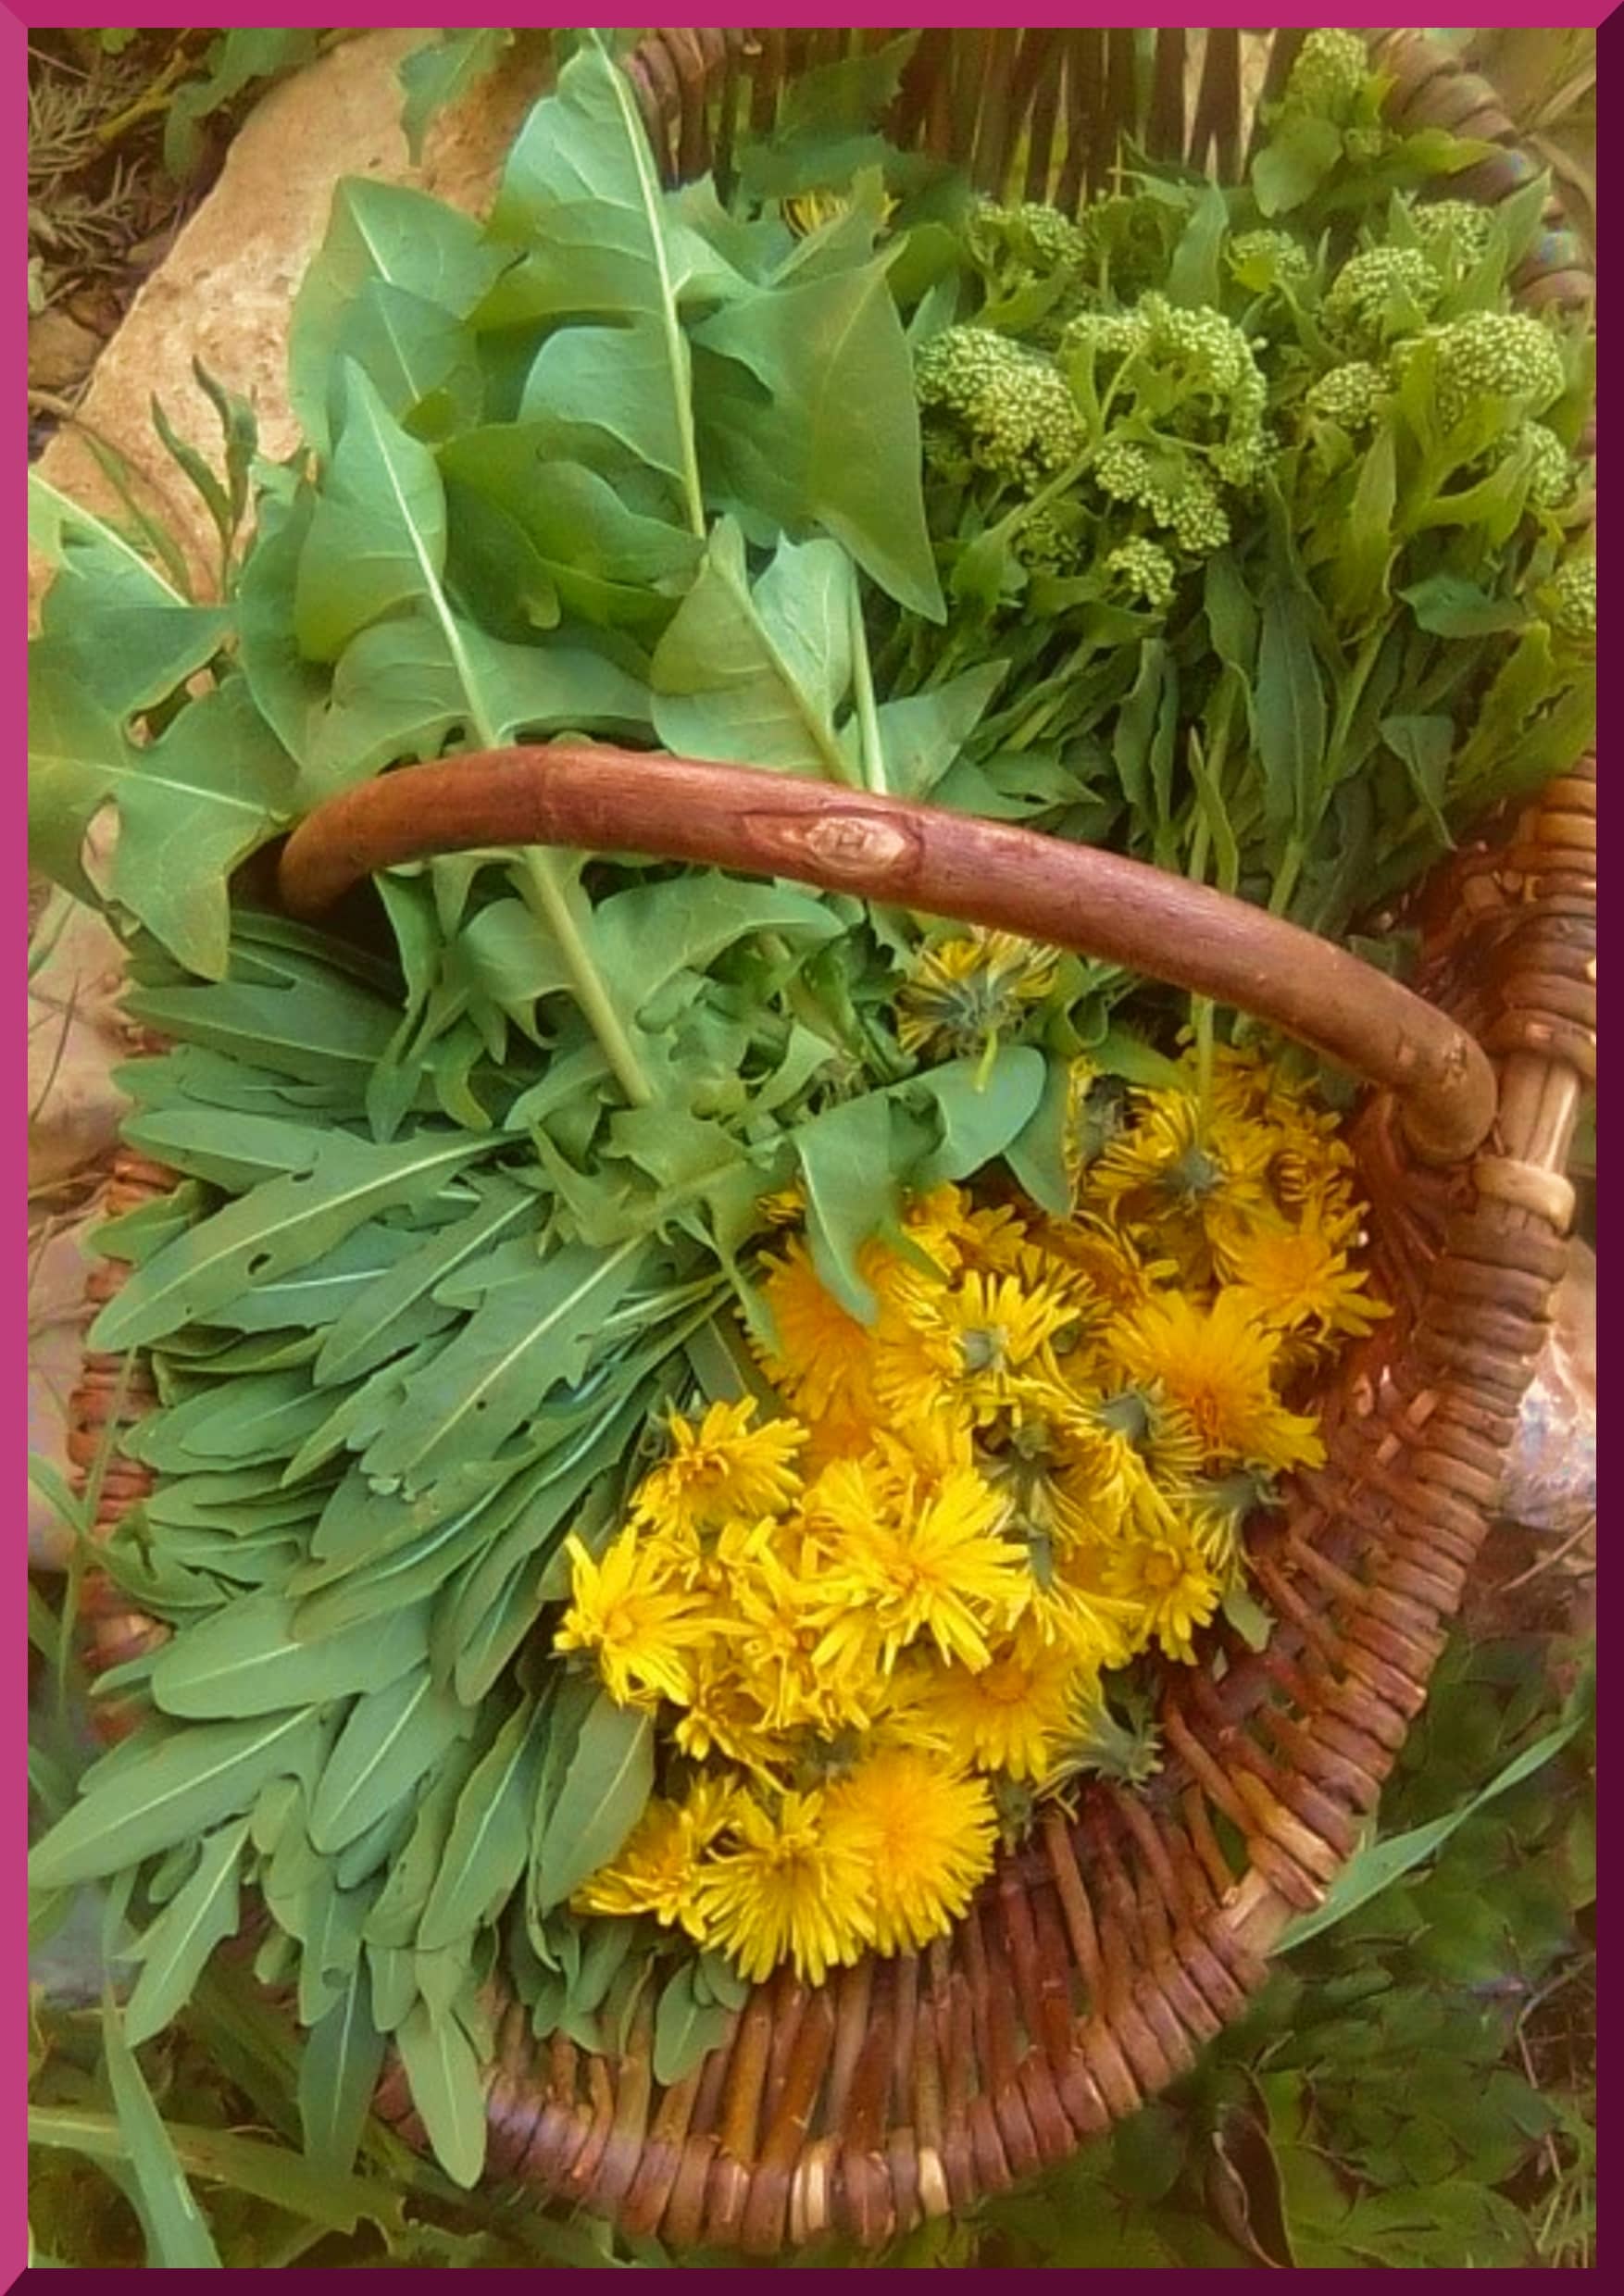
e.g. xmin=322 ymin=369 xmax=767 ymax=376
xmin=1094 ymin=440 xmax=1231 ymax=555
xmin=1012 ymin=506 xmax=1081 ymax=575
xmin=1411 ymin=197 xmax=1494 ymax=269
xmin=968 ymin=197 xmax=1091 ymax=281
xmin=915 ymin=326 xmax=1088 ymax=487
xmin=1304 ymin=359 xmax=1387 ymax=434
xmin=1280 ymin=28 xmax=1371 ymax=124
xmin=1063 ymin=293 xmax=1268 ymax=478
xmin=1322 ymin=244 xmax=1441 ymax=352
xmin=1548 ymin=554 xmax=1595 ymax=643
xmin=1508 ymin=420 xmax=1573 ymax=511
xmin=1425 ymin=311 xmax=1568 ymax=430
xmin=1343 ymin=122 xmax=1393 ymax=165
xmin=1229 ymin=229 xmax=1313 ymax=290
xmin=1105 ymin=538 xmax=1177 ymax=613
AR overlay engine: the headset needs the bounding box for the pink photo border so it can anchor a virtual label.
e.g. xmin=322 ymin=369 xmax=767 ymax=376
xmin=14 ymin=6 xmax=1609 ymax=2286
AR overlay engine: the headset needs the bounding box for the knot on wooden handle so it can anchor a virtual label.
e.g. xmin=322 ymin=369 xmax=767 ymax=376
xmin=743 ymin=805 xmax=920 ymax=887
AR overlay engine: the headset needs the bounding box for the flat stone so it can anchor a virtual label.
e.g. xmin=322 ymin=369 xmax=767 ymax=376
xmin=27 ymin=306 xmax=105 ymax=393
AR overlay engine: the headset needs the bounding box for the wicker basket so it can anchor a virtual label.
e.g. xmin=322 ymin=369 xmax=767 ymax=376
xmin=67 ymin=26 xmax=1595 ymax=2257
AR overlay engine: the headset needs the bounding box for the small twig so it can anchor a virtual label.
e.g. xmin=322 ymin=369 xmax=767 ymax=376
xmin=1496 ymin=1512 xmax=1596 ymax=1592
xmin=93 ymin=37 xmax=197 ymax=151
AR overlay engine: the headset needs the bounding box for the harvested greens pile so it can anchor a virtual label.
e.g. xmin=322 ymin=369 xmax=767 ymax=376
xmin=29 ymin=30 xmax=1593 ymax=2188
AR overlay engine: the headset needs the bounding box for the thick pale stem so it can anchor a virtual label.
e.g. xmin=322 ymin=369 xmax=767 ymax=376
xmin=516 ymin=852 xmax=653 ymax=1107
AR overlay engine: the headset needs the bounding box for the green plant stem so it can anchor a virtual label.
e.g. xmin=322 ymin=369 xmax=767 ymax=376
xmin=1185 ymin=811 xmax=1216 ymax=1138
xmin=848 ymin=567 xmax=888 ymax=795
xmin=92 ymin=37 xmax=196 ymax=148
xmin=514 ymin=853 xmax=653 ymax=1107
xmin=1267 ymin=836 xmax=1305 ymax=918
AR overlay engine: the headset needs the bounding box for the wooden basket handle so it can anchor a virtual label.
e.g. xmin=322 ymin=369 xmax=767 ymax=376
xmin=278 ymin=747 xmax=1496 ymax=1166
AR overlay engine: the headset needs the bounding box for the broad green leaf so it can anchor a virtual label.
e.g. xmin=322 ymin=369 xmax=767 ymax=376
xmin=318 ymin=1179 xmax=532 ymax=1387
xmin=693 ymin=255 xmax=943 ymax=618
xmin=103 ymin=1995 xmax=222 ymax=2266
xmin=440 ymin=432 xmax=702 ymax=629
xmin=32 ymin=601 xmax=232 ymax=723
xmin=652 ymin=1962 xmax=733 ymax=2085
xmin=1380 ymin=714 xmax=1455 ymax=845
xmin=1253 ymin=113 xmax=1343 ymax=217
xmin=495 ymin=35 xmax=711 ymax=530
xmin=394 ymin=2000 xmax=488 ymax=2189
xmin=295 ymin=363 xmax=452 ymax=662
xmin=1255 ymin=589 xmax=1327 ymax=844
xmin=593 ymin=872 xmax=845 ymax=1022
xmin=1330 ymin=427 xmax=1396 ymax=629
xmin=90 ymin=1129 xmax=492 ymax=1352
xmin=290 ymin=1480 xmax=511 ymax=1639
xmin=27 ymin=668 xmax=294 ymax=978
xmin=308 ymin=1666 xmax=471 ymax=1853
xmin=1167 ymin=181 xmax=1230 ymax=310
xmin=237 ymin=487 xmax=327 ymax=764
xmin=854 ymin=662 xmax=1008 ymax=799
xmin=331 ymin=278 xmax=483 ymax=443
xmin=531 ymin=1691 xmax=654 ymax=1914
xmin=303 ymin=605 xmax=649 ymax=802
xmin=280 ymin=364 xmax=642 ymax=1096
xmin=359 ymin=1235 xmax=651 ymax=1492
xmin=289 ymin=180 xmax=505 ymax=455
xmin=127 ymin=917 xmax=408 ymax=1082
xmin=399 ymin=27 xmax=516 ymax=163
xmin=30 ymin=1710 xmax=321 ymax=1888
xmin=794 ymin=1090 xmax=899 ymax=1322
xmin=651 ymin=518 xmax=854 ymax=779
xmin=150 ymin=1592 xmax=432 ymax=1719
xmin=1004 ymin=1054 xmax=1074 ymax=1217
xmin=29 ymin=469 xmax=185 ymax=608
xmin=299 ymin=1963 xmax=388 ymax=2177
xmin=1399 ymin=572 xmax=1526 ymax=639
xmin=418 ymin=1696 xmax=544 ymax=1950
xmin=906 ymin=1048 xmax=1046 ymax=1189
xmin=124 ymin=1817 xmax=251 ymax=2047
xmin=364 ymin=1728 xmax=488 ymax=1950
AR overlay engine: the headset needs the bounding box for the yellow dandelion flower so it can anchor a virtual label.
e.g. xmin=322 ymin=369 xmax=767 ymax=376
xmin=1093 ymin=1090 xmax=1276 ymax=1244
xmin=1060 ymin=1054 xmax=1102 ymax=1195
xmin=1215 ymin=1217 xmax=1390 ymax=1345
xmin=572 ymin=1778 xmax=740 ymax=1937
xmin=895 ymin=929 xmax=1060 ymax=1060
xmin=916 ymin=1623 xmax=1100 ymax=1785
xmin=553 ymin=1529 xmax=718 ymax=1708
xmin=757 ymin=1182 xmax=806 ymax=1225
xmin=811 ymin=1463 xmax=1028 ymax=1672
xmin=1034 ymin=1213 xmax=1175 ymax=1319
xmin=1104 ymin=1524 xmax=1223 ymax=1664
xmin=730 ymin=1541 xmax=878 ymax=1736
xmin=871 ymin=1267 xmax=1081 ymax=1429
xmin=631 ymin=1398 xmax=806 ymax=1540
xmin=693 ymin=1790 xmax=871 ymax=1983
xmin=669 ymin=1653 xmax=790 ymax=1778
xmin=1112 ymin=1290 xmax=1325 ymax=1476
xmin=956 ymin=1198 xmax=1034 ymax=1274
xmin=1046 ymin=1386 xmax=1198 ymax=1551
xmin=784 ymin=184 xmax=897 ymax=238
xmin=755 ymin=1236 xmax=883 ymax=1424
xmin=822 ymin=1748 xmax=999 ymax=1954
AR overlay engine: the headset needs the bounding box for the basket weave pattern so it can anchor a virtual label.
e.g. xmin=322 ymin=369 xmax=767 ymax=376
xmin=66 ymin=28 xmax=1595 ymax=2256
